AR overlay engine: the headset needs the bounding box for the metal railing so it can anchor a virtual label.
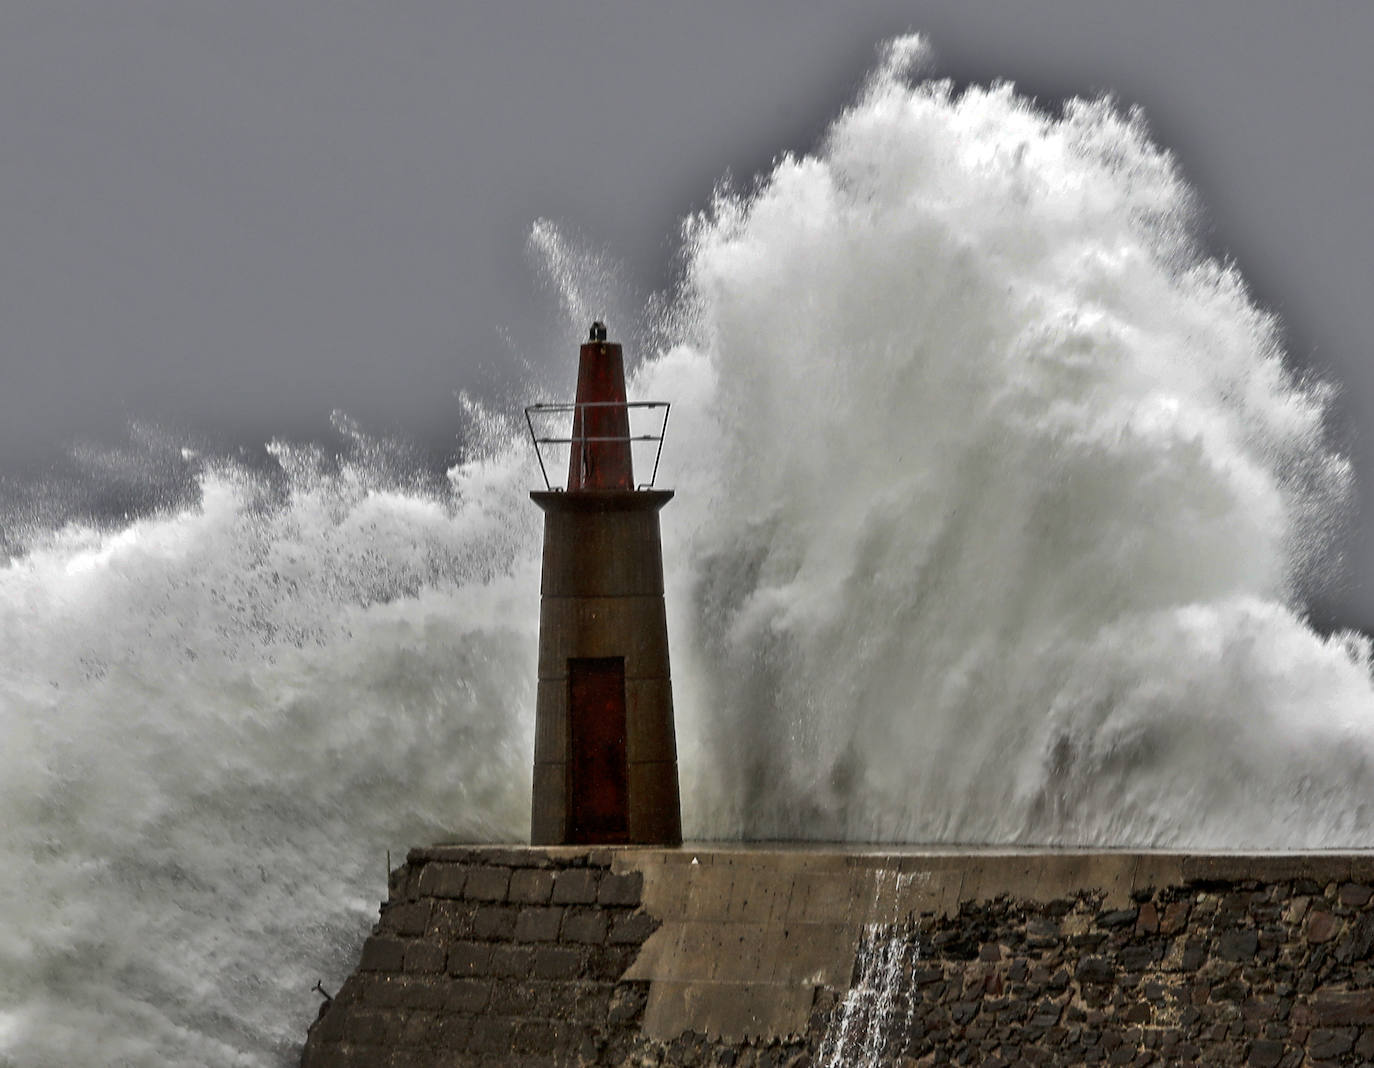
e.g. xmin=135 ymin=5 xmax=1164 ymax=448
xmin=525 ymin=400 xmax=670 ymax=491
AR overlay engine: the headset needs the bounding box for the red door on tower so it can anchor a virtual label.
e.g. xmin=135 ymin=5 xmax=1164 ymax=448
xmin=567 ymin=657 xmax=629 ymax=843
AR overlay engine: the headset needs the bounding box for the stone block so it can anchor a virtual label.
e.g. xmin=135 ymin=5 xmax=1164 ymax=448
xmin=1161 ymin=901 xmax=1192 ymax=935
xmin=551 ymin=869 xmax=600 ymax=905
xmin=341 ymin=1010 xmax=396 ymax=1045
xmin=508 ymin=869 xmax=555 ymax=905
xmin=472 ymin=905 xmax=517 ymax=941
xmin=424 ymin=901 xmax=476 ymax=943
xmin=463 ymin=866 xmax=511 ymax=902
xmin=585 ymin=944 xmax=640 ymax=981
xmin=1292 ymin=989 xmax=1374 ymax=1026
xmin=466 ymin=1016 xmax=520 ymax=1054
xmin=335 ymin=1046 xmax=406 ymax=1068
xmin=1218 ymin=930 xmax=1260 ymax=961
xmin=488 ymin=978 xmax=576 ymax=1022
xmin=380 ymin=901 xmax=433 ymax=937
xmin=570 ymin=980 xmax=615 ymax=1023
xmin=489 ymin=944 xmax=535 ymax=978
xmin=561 ymin=908 xmax=608 ymax=944
xmin=1076 ymin=957 xmax=1115 ymax=985
xmin=513 ymin=905 xmax=565 ymax=944
xmin=358 ymin=974 xmax=420 ymax=1010
xmin=392 ymin=1005 xmax=434 ymax=1047
xmin=489 ymin=980 xmax=547 ymax=1016
xmin=1336 ymin=916 xmax=1374 ymax=963
xmin=447 ymin=942 xmax=492 ymax=978
xmin=1307 ymin=910 xmax=1340 ymax=944
xmin=480 ymin=847 xmax=555 ymax=869
xmin=416 ymin=863 xmax=468 ymax=899
xmin=431 ymin=1013 xmax=472 ymax=1051
xmin=514 ymin=1019 xmax=560 ymax=1055
xmin=407 ymin=844 xmax=474 ymax=865
xmin=598 ymin=871 xmax=643 ymax=907
xmin=531 ymin=945 xmax=584 ymax=980
xmin=446 ymin=978 xmax=492 ymax=1014
xmin=1308 ymin=1027 xmax=1356 ymax=1059
xmin=1096 ymin=908 xmax=1137 ymax=929
xmin=402 ymin=941 xmax=446 ymax=974
xmin=358 ymin=937 xmax=407 ymax=973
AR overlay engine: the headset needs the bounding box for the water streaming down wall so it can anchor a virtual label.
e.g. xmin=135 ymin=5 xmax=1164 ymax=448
xmin=2 ymin=32 xmax=1373 ymax=1067
xmin=817 ymin=924 xmax=922 ymax=1067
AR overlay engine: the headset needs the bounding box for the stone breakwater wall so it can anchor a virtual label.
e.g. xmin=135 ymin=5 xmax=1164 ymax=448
xmin=301 ymin=848 xmax=1374 ymax=1066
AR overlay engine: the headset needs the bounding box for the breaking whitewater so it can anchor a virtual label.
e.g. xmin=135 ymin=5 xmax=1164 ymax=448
xmin=3 ymin=36 xmax=1372 ymax=1067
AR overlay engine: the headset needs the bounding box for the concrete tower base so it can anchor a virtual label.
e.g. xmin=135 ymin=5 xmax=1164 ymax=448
xmin=530 ymin=490 xmax=681 ymax=847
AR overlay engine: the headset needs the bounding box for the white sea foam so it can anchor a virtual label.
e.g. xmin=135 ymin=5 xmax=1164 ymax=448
xmin=2 ymin=34 xmax=1371 ymax=1066
xmin=0 ymin=432 xmax=541 ymax=1065
xmin=651 ymin=37 xmax=1370 ymax=845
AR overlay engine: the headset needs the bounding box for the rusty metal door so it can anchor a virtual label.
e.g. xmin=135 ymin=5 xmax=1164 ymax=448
xmin=567 ymin=656 xmax=629 ymax=843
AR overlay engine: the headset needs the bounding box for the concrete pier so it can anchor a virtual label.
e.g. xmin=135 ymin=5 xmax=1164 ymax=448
xmin=302 ymin=845 xmax=1374 ymax=1065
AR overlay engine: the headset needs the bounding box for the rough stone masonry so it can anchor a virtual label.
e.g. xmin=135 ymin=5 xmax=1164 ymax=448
xmin=301 ymin=847 xmax=1374 ymax=1066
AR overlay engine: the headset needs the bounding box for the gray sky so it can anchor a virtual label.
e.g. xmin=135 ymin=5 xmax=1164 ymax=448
xmin=1 ymin=1 xmax=1372 ymax=624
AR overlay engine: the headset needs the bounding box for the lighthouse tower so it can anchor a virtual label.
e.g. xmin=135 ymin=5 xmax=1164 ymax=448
xmin=525 ymin=323 xmax=681 ymax=846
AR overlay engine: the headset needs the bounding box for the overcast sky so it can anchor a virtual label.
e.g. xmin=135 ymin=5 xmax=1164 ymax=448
xmin=1 ymin=1 xmax=1372 ymax=623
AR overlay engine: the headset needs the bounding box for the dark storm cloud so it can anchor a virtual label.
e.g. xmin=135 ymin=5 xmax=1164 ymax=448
xmin=2 ymin=1 xmax=1372 ymax=622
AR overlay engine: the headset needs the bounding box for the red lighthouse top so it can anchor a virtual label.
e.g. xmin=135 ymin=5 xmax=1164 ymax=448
xmin=525 ymin=322 xmax=670 ymax=493
xmin=567 ymin=322 xmax=634 ymax=491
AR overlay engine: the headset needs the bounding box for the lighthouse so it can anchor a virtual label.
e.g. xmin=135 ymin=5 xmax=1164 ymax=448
xmin=525 ymin=322 xmax=682 ymax=846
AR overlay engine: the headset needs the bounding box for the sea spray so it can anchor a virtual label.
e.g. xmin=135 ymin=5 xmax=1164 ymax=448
xmin=645 ymin=35 xmax=1372 ymax=845
xmin=0 ymin=432 xmax=541 ymax=1065
xmin=1 ymin=31 xmax=1372 ymax=1067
